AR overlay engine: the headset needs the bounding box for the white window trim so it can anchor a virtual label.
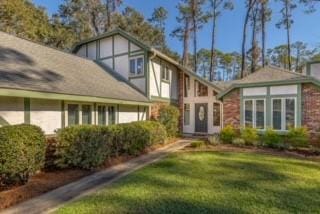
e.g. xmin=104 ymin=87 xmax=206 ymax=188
xmin=271 ymin=97 xmax=297 ymax=131
xmin=243 ymin=99 xmax=266 ymax=130
xmin=65 ymin=102 xmax=94 ymax=126
xmin=129 ymin=56 xmax=144 ymax=77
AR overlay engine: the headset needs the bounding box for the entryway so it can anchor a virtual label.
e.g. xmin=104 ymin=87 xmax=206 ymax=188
xmin=195 ymin=103 xmax=208 ymax=133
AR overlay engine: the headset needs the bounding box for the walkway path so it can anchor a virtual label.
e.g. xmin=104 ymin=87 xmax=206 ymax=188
xmin=1 ymin=140 xmax=191 ymax=214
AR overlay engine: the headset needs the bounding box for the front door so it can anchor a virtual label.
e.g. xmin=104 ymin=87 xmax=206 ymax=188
xmin=195 ymin=103 xmax=208 ymax=133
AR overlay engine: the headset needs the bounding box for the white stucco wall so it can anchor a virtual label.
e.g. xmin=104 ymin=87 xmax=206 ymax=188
xmin=183 ymin=76 xmax=222 ymax=134
xmin=118 ymin=105 xmax=139 ymax=123
xmin=100 ymin=37 xmax=113 ymax=58
xmin=130 ymin=78 xmax=146 ymax=93
xmin=243 ymin=87 xmax=267 ymax=96
xmin=115 ymin=55 xmax=129 ymax=78
xmin=114 ymin=35 xmax=128 ymax=55
xmin=150 ymin=58 xmax=161 ymax=97
xmin=310 ymin=63 xmax=320 ymax=80
xmin=270 ymin=85 xmax=298 ymax=95
xmin=87 ymin=41 xmax=97 ymax=60
xmin=30 ymin=99 xmax=61 ymax=134
xmin=0 ymin=97 xmax=24 ymax=125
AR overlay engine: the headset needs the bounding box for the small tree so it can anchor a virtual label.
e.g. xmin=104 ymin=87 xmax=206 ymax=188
xmin=158 ymin=105 xmax=180 ymax=137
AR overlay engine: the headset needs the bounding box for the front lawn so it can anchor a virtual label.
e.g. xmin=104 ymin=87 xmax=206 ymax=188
xmin=58 ymin=151 xmax=320 ymax=213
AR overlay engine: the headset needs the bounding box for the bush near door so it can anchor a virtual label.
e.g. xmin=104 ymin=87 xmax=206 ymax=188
xmin=158 ymin=105 xmax=180 ymax=137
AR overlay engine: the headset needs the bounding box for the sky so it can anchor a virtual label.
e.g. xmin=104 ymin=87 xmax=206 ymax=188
xmin=33 ymin=0 xmax=320 ymax=55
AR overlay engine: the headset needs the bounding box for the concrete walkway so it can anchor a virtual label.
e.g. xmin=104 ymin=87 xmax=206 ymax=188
xmin=2 ymin=140 xmax=191 ymax=214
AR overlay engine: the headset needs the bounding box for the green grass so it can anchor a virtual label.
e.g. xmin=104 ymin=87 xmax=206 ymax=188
xmin=57 ymin=152 xmax=320 ymax=214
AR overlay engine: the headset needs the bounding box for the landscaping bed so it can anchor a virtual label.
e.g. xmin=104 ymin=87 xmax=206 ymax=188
xmin=57 ymin=151 xmax=320 ymax=213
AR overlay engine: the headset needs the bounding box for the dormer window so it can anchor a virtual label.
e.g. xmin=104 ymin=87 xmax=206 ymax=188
xmin=130 ymin=57 xmax=144 ymax=76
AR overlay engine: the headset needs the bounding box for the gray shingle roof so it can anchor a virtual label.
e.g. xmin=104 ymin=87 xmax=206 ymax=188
xmin=0 ymin=31 xmax=149 ymax=103
xmin=217 ymin=66 xmax=319 ymax=99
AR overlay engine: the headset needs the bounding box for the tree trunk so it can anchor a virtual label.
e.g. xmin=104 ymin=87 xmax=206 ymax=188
xmin=241 ymin=0 xmax=256 ymax=78
xmin=251 ymin=5 xmax=258 ymax=73
xmin=182 ymin=19 xmax=190 ymax=67
xmin=192 ymin=0 xmax=198 ymax=72
xmin=285 ymin=1 xmax=292 ymax=70
xmin=261 ymin=1 xmax=266 ymax=67
xmin=210 ymin=0 xmax=217 ymax=81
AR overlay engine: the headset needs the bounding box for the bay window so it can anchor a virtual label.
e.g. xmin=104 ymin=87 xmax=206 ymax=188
xmin=244 ymin=99 xmax=265 ymax=129
xmin=66 ymin=103 xmax=93 ymax=126
xmin=97 ymin=105 xmax=107 ymax=125
xmin=272 ymin=98 xmax=296 ymax=130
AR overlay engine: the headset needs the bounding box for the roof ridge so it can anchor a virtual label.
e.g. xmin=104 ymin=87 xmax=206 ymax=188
xmin=265 ymin=65 xmax=306 ymax=77
xmin=0 ymin=30 xmax=95 ymax=63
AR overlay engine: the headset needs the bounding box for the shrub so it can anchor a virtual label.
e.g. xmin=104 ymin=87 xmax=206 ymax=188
xmin=190 ymin=141 xmax=205 ymax=148
xmin=158 ymin=105 xmax=180 ymax=137
xmin=55 ymin=125 xmax=110 ymax=169
xmin=208 ymin=135 xmax=220 ymax=145
xmin=261 ymin=128 xmax=286 ymax=149
xmin=241 ymin=128 xmax=259 ymax=145
xmin=54 ymin=121 xmax=167 ymax=169
xmin=220 ymin=125 xmax=237 ymax=144
xmin=286 ymin=127 xmax=309 ymax=148
xmin=0 ymin=124 xmax=46 ymax=187
xmin=232 ymin=138 xmax=246 ymax=147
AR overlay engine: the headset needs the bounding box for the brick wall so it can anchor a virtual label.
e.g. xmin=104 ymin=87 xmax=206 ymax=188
xmin=223 ymin=89 xmax=241 ymax=129
xmin=302 ymin=83 xmax=320 ymax=143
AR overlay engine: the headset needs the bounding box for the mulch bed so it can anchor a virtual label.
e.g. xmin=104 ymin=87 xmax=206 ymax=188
xmin=0 ymin=138 xmax=181 ymax=210
xmin=182 ymin=144 xmax=320 ymax=162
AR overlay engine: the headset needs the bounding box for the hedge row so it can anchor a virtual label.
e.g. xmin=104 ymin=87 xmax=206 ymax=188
xmin=220 ymin=125 xmax=309 ymax=149
xmin=0 ymin=124 xmax=46 ymax=187
xmin=54 ymin=121 xmax=167 ymax=169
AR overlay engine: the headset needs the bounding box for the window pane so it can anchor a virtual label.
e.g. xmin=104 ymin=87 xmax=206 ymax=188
xmin=68 ymin=104 xmax=79 ymax=126
xmin=184 ymin=104 xmax=190 ymax=125
xmin=197 ymin=82 xmax=208 ymax=97
xmin=256 ymin=100 xmax=265 ymax=129
xmin=130 ymin=59 xmax=135 ymax=74
xmin=285 ymin=99 xmax=295 ymax=130
xmin=137 ymin=58 xmax=143 ymax=74
xmin=245 ymin=100 xmax=253 ymax=128
xmin=165 ymin=67 xmax=170 ymax=81
xmin=213 ymin=103 xmax=221 ymax=126
xmin=184 ymin=75 xmax=189 ymax=97
xmin=82 ymin=105 xmax=92 ymax=125
xmin=108 ymin=106 xmax=116 ymax=125
xmin=98 ymin=106 xmax=106 ymax=125
xmin=273 ymin=99 xmax=282 ymax=130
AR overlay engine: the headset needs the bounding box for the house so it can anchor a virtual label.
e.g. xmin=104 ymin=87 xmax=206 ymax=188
xmin=1 ymin=28 xmax=320 ymax=141
xmin=72 ymin=28 xmax=223 ymax=135
xmin=218 ymin=65 xmax=320 ymax=142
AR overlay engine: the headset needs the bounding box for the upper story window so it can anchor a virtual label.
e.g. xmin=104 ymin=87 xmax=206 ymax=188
xmin=194 ymin=80 xmax=208 ymax=97
xmin=184 ymin=75 xmax=190 ymax=97
xmin=130 ymin=57 xmax=144 ymax=76
xmin=161 ymin=64 xmax=170 ymax=82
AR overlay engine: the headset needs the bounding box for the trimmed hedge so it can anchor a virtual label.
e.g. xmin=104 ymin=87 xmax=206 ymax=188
xmin=0 ymin=124 xmax=46 ymax=187
xmin=54 ymin=121 xmax=167 ymax=169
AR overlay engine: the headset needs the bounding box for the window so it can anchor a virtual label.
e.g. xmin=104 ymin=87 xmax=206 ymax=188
xmin=97 ymin=105 xmax=107 ymax=125
xmin=82 ymin=105 xmax=92 ymax=124
xmin=129 ymin=57 xmax=143 ymax=76
xmin=244 ymin=100 xmax=253 ymax=128
xmin=272 ymin=98 xmax=296 ymax=130
xmin=194 ymin=80 xmax=208 ymax=97
xmin=108 ymin=106 xmax=116 ymax=125
xmin=184 ymin=75 xmax=190 ymax=97
xmin=213 ymin=102 xmax=221 ymax=126
xmin=244 ymin=99 xmax=265 ymax=129
xmin=184 ymin=104 xmax=190 ymax=125
xmin=161 ymin=64 xmax=170 ymax=81
xmin=68 ymin=104 xmax=79 ymax=126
